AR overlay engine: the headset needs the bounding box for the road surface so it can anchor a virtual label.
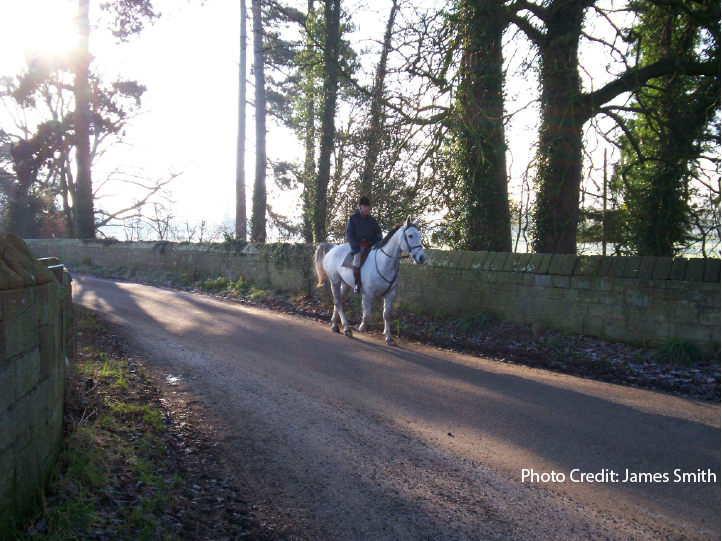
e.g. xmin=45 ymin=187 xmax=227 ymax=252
xmin=73 ymin=275 xmax=720 ymax=540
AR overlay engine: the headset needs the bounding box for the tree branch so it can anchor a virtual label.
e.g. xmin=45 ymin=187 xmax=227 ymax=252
xmin=504 ymin=12 xmax=545 ymax=46
xmin=94 ymin=172 xmax=180 ymax=228
xmin=505 ymin=0 xmax=548 ymax=22
xmin=582 ymin=59 xmax=721 ymax=120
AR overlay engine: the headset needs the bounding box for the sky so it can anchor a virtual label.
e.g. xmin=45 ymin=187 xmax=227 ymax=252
xmin=1 ymin=0 xmax=303 ymax=234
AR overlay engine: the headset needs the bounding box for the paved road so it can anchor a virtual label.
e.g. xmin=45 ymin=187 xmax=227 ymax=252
xmin=73 ymin=276 xmax=720 ymax=540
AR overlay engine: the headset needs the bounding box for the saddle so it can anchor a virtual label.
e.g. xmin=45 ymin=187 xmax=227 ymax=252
xmin=341 ymin=245 xmax=372 ymax=269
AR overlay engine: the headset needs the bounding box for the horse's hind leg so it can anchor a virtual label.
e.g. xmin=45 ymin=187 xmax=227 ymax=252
xmin=357 ymin=292 xmax=372 ymax=332
xmin=340 ymin=282 xmax=351 ymax=301
xmin=332 ymin=281 xmax=352 ymax=337
xmin=331 ymin=303 xmax=340 ymax=333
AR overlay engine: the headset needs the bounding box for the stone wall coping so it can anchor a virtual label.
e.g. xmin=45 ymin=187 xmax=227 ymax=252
xmin=25 ymin=240 xmax=720 ymax=283
xmin=399 ymin=248 xmax=720 ymax=283
xmin=1 ymin=234 xmax=58 ymax=290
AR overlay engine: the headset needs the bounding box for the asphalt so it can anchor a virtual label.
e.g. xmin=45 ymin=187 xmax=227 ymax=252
xmin=73 ymin=275 xmax=721 ymax=540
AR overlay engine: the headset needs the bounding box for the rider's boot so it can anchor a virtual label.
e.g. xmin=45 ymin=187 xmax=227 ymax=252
xmin=353 ymin=266 xmax=361 ymax=294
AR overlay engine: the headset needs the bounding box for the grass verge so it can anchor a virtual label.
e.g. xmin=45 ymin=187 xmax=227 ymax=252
xmin=8 ymin=307 xmax=178 ymax=540
xmin=9 ymin=306 xmax=277 ymax=541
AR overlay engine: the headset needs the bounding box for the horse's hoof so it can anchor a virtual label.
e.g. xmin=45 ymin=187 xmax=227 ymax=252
xmin=344 ymin=329 xmax=353 ymax=337
xmin=356 ymin=324 xmax=366 ymax=332
xmin=331 ymin=325 xmax=340 ymax=333
xmin=386 ymin=338 xmax=396 ymax=346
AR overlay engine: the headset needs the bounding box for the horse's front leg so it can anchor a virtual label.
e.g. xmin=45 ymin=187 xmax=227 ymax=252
xmin=357 ymin=292 xmax=372 ymax=332
xmin=383 ymin=289 xmax=396 ymax=345
xmin=332 ymin=281 xmax=353 ymax=337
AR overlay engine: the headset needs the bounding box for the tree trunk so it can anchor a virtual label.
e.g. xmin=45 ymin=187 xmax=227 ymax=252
xmin=313 ymin=0 xmax=341 ymax=243
xmin=359 ymin=0 xmax=398 ymax=200
xmin=301 ymin=0 xmax=316 ymax=244
xmin=531 ymin=2 xmax=587 ymax=254
xmin=236 ymin=0 xmax=248 ymax=240
xmin=455 ymin=0 xmax=512 ymax=252
xmin=73 ymin=0 xmax=94 ymax=239
xmin=236 ymin=0 xmax=246 ymax=240
xmin=60 ymin=148 xmax=76 ymax=238
xmin=251 ymin=0 xmax=267 ymax=243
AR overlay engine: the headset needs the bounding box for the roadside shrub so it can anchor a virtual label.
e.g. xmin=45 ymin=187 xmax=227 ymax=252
xmin=199 ymin=276 xmax=230 ymax=293
xmin=233 ymin=276 xmax=253 ymax=294
xmin=656 ymin=339 xmax=703 ymax=367
xmin=248 ymin=289 xmax=272 ymax=302
xmin=539 ymin=335 xmax=566 ymax=353
xmin=458 ymin=311 xmax=497 ymax=336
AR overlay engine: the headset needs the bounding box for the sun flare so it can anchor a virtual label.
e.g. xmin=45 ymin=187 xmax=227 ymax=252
xmin=11 ymin=0 xmax=78 ymax=60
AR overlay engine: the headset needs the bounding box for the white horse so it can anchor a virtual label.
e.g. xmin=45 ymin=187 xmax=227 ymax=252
xmin=314 ymin=216 xmax=427 ymax=345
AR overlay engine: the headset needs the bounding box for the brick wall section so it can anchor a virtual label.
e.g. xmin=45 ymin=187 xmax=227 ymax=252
xmin=1 ymin=235 xmax=71 ymax=535
xmin=25 ymin=240 xmax=720 ymax=355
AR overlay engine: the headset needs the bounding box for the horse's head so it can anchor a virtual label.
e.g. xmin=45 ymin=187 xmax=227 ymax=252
xmin=402 ymin=216 xmax=427 ymax=264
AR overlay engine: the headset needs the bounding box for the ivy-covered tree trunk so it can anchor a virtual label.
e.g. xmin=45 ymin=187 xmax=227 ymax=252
xmin=236 ymin=0 xmax=248 ymax=240
xmin=359 ymin=0 xmax=398 ymax=201
xmin=313 ymin=0 xmax=341 ymax=243
xmin=251 ymin=0 xmax=267 ymax=242
xmin=638 ymin=79 xmax=719 ymax=256
xmin=74 ymin=0 xmax=95 ymax=239
xmin=455 ymin=0 xmax=511 ymax=252
xmin=530 ymin=1 xmax=588 ymax=254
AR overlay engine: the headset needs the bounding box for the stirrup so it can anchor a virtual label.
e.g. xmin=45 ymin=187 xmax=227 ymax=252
xmin=354 ymin=284 xmax=361 ymax=294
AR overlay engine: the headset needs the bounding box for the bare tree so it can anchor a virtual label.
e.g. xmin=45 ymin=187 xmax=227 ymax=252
xmin=359 ymin=0 xmax=399 ymax=201
xmin=251 ymin=0 xmax=267 ymax=242
xmin=73 ymin=0 xmax=94 ymax=238
xmin=236 ymin=0 xmax=248 ymax=240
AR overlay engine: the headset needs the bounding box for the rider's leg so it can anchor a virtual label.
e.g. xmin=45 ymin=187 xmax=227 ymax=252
xmin=353 ymin=252 xmax=362 ymax=294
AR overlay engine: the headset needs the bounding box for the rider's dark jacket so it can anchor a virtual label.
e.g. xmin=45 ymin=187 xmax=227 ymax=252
xmin=346 ymin=210 xmax=383 ymax=254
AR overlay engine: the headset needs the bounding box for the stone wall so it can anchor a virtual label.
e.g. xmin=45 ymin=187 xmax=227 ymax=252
xmin=397 ymin=250 xmax=720 ymax=354
xmin=25 ymin=239 xmax=720 ymax=355
xmin=26 ymin=239 xmax=314 ymax=293
xmin=1 ymin=234 xmax=72 ymax=535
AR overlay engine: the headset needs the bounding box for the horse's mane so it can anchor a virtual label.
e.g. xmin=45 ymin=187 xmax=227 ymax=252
xmin=374 ymin=224 xmax=404 ymax=250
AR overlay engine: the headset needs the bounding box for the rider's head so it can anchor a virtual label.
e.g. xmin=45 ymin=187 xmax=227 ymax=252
xmin=359 ymin=196 xmax=371 ymax=216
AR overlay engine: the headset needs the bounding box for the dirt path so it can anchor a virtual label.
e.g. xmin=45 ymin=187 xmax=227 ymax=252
xmin=73 ymin=275 xmax=720 ymax=540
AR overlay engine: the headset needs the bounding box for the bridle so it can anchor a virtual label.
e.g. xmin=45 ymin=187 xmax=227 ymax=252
xmin=375 ymin=224 xmax=423 ymax=296
xmin=401 ymin=224 xmax=424 ymax=261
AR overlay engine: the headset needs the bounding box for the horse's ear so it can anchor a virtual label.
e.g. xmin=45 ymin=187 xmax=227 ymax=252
xmin=413 ymin=219 xmax=419 ymax=227
xmin=405 ymin=216 xmax=411 ymax=226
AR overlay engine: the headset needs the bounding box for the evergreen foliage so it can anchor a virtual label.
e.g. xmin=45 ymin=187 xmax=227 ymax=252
xmin=610 ymin=0 xmax=720 ymax=256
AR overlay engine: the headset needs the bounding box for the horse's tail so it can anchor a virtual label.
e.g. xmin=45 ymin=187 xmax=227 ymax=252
xmin=314 ymin=242 xmax=335 ymax=287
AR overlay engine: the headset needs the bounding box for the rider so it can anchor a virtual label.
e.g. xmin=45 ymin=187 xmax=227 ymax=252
xmin=346 ymin=196 xmax=383 ymax=294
